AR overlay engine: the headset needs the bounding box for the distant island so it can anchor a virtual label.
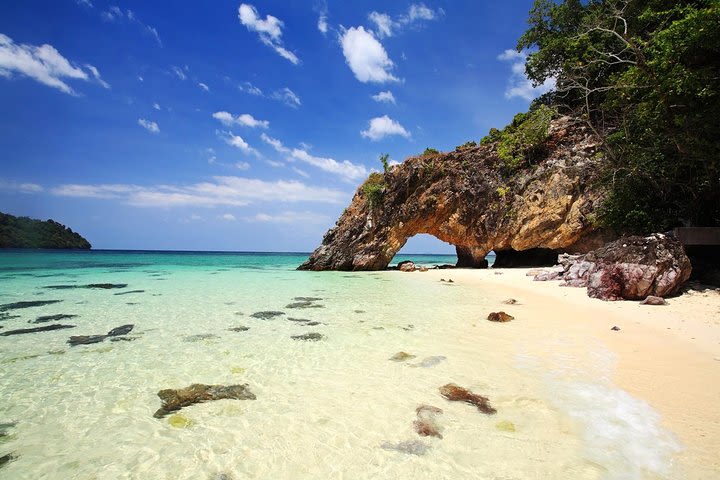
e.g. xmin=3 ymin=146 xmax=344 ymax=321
xmin=0 ymin=212 xmax=91 ymax=249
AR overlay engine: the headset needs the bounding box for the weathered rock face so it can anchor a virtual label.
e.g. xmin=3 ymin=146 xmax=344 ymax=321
xmin=299 ymin=117 xmax=610 ymax=271
xmin=558 ymin=234 xmax=692 ymax=300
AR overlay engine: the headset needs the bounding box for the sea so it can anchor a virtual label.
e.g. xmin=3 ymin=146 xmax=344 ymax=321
xmin=0 ymin=250 xmax=681 ymax=480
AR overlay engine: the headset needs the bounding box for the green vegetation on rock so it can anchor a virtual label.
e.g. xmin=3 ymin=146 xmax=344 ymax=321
xmin=517 ymin=0 xmax=720 ymax=233
xmin=0 ymin=212 xmax=91 ymax=249
xmin=362 ymin=172 xmax=386 ymax=209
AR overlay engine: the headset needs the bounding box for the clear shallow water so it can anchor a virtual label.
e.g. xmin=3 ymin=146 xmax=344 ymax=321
xmin=0 ymin=250 xmax=679 ymax=479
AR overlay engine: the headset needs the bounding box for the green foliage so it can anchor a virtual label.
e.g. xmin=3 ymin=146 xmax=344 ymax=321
xmin=496 ymin=186 xmax=511 ymax=198
xmin=423 ymin=147 xmax=440 ymax=156
xmin=455 ymin=141 xmax=477 ymax=151
xmin=518 ymin=0 xmax=720 ymax=233
xmin=362 ymin=172 xmax=386 ymax=209
xmin=481 ymin=105 xmax=555 ymax=172
xmin=0 ymin=212 xmax=91 ymax=249
xmin=379 ymin=153 xmax=390 ymax=173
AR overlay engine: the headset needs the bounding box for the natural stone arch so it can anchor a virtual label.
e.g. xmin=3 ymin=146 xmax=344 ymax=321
xmin=299 ymin=118 xmax=611 ymax=271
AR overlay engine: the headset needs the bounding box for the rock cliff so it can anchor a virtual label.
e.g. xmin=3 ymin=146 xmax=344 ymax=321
xmin=299 ymin=117 xmax=610 ymax=271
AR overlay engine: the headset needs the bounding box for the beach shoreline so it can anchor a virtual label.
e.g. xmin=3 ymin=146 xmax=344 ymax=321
xmin=411 ymin=266 xmax=720 ymax=478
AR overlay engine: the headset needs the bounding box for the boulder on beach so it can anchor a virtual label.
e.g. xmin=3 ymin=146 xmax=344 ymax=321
xmin=640 ymin=295 xmax=667 ymax=306
xmin=439 ymin=383 xmax=496 ymax=414
xmin=154 ymin=383 xmax=256 ymax=418
xmin=398 ymin=261 xmax=416 ymax=272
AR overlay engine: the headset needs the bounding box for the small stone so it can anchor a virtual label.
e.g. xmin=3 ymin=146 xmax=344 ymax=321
xmin=487 ymin=312 xmax=514 ymax=322
xmin=640 ymin=295 xmax=667 ymax=306
xmin=389 ymin=351 xmax=416 ymax=362
xmin=250 ymin=311 xmax=285 ymax=319
xmin=291 ymin=332 xmax=324 ymax=341
xmin=229 ymin=326 xmax=250 ymax=332
xmin=495 ymin=420 xmax=516 ymax=432
xmin=501 ymin=298 xmax=517 ymax=305
xmin=611 ymin=326 xmax=621 ymax=331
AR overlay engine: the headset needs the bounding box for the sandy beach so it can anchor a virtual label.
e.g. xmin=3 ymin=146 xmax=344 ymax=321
xmin=416 ymin=266 xmax=720 ymax=479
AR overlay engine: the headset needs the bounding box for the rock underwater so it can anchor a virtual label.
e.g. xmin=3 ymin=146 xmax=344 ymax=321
xmin=154 ymin=383 xmax=256 ymax=418
xmin=299 ymin=117 xmax=609 ymax=271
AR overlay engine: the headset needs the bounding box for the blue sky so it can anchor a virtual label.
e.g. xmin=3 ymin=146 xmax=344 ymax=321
xmin=0 ymin=0 xmax=551 ymax=253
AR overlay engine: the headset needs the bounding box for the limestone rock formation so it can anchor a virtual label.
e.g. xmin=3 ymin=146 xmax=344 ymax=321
xmin=299 ymin=117 xmax=609 ymax=271
xmin=558 ymin=234 xmax=692 ymax=300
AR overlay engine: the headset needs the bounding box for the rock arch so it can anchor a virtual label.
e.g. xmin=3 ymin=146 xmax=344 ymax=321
xmin=299 ymin=118 xmax=610 ymax=271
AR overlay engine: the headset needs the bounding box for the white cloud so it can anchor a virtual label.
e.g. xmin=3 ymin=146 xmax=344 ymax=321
xmin=368 ymin=4 xmax=442 ymax=39
xmin=266 ymin=160 xmax=285 ymax=168
xmin=290 ymin=148 xmax=368 ymax=182
xmin=219 ymin=131 xmax=259 ymax=156
xmin=361 ymin=115 xmax=410 ymax=141
xmin=137 ymin=75 xmax=144 ymax=82
xmin=220 ymin=213 xmax=236 ymax=221
xmin=340 ymin=27 xmax=398 ymax=83
xmin=198 ymin=82 xmax=209 ymax=91
xmin=292 ymin=167 xmax=309 ymax=178
xmin=0 ymin=33 xmax=107 ymax=95
xmin=260 ymin=133 xmax=290 ymax=153
xmin=76 ymin=0 xmax=93 ymax=7
xmin=372 ymin=90 xmax=396 ymax=104
xmin=238 ymin=3 xmax=299 ymax=65
xmin=138 ymin=118 xmax=159 ymax=133
xmin=498 ymin=49 xmax=555 ymax=101
xmin=271 ymin=87 xmax=301 ymax=108
xmin=51 ymin=176 xmax=347 ymax=207
xmin=153 ymin=102 xmax=161 ymax=110
xmin=235 ymin=161 xmax=250 ymax=170
xmin=212 ymin=111 xmax=269 ymax=129
xmin=248 ymin=211 xmax=329 ymax=224
xmin=171 ymin=66 xmax=186 ymax=80
xmin=100 ymin=6 xmax=161 ymax=46
xmin=0 ymin=180 xmax=44 ymax=194
xmin=318 ymin=15 xmax=328 ymax=34
xmin=239 ymin=81 xmax=263 ymax=96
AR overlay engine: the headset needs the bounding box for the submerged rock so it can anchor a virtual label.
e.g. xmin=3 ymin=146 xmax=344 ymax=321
xmin=293 ymin=297 xmax=323 ymax=302
xmin=1 ymin=324 xmax=76 ymax=336
xmin=153 ymin=383 xmax=256 ymax=418
xmin=414 ymin=404 xmax=444 ymax=439
xmin=31 ymin=314 xmax=78 ymax=324
xmin=250 ymin=311 xmax=285 ymax=319
xmin=285 ymin=301 xmax=324 ymax=309
xmin=640 ymin=295 xmax=667 ymax=306
xmin=413 ymin=356 xmax=447 ymax=368
xmin=182 ymin=334 xmax=219 ymax=342
xmin=290 ymin=332 xmax=325 ymax=341
xmin=380 ymin=440 xmax=430 ymax=456
xmin=113 ymin=290 xmax=145 ymax=296
xmin=0 ymin=453 xmax=16 ymax=468
xmin=439 ymin=383 xmax=496 ymax=414
xmin=0 ymin=300 xmax=62 ymax=312
xmin=228 ymin=326 xmax=250 ymax=332
xmin=0 ymin=422 xmax=16 ymax=438
xmin=389 ymin=351 xmax=416 ymax=362
xmin=487 ymin=311 xmax=514 ymax=323
xmin=44 ymin=283 xmax=128 ymax=290
xmin=68 ymin=324 xmax=134 ymax=346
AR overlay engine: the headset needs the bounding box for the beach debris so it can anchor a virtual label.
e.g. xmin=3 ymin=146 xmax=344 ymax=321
xmin=380 ymin=440 xmax=430 ymax=456
xmin=250 ymin=311 xmax=285 ymax=319
xmin=1 ymin=324 xmax=76 ymax=336
xmin=67 ymin=324 xmax=134 ymax=346
xmin=413 ymin=356 xmax=446 ymax=368
xmin=495 ymin=420 xmax=516 ymax=432
xmin=487 ymin=311 xmax=514 ymax=322
xmin=31 ymin=314 xmax=78 ymax=324
xmin=168 ymin=414 xmax=194 ymax=428
xmin=0 ymin=453 xmax=16 ymax=468
xmin=0 ymin=300 xmax=62 ymax=312
xmin=182 ymin=333 xmax=219 ymax=342
xmin=389 ymin=351 xmax=416 ymax=362
xmin=640 ymin=295 xmax=667 ymax=306
xmin=501 ymin=298 xmax=518 ymax=305
xmin=413 ymin=404 xmax=444 ymax=439
xmin=439 ymin=383 xmax=496 ymax=414
xmin=228 ymin=326 xmax=250 ymax=332
xmin=398 ymin=261 xmax=416 ymax=272
xmin=154 ymin=383 xmax=256 ymax=418
xmin=43 ymin=283 xmax=128 ymax=290
xmin=290 ymin=332 xmax=324 ymax=341
xmin=113 ymin=290 xmax=145 ymax=296
xmin=611 ymin=326 xmax=621 ymax=331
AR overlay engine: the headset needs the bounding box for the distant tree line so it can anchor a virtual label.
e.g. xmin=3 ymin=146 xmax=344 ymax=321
xmin=0 ymin=212 xmax=91 ymax=249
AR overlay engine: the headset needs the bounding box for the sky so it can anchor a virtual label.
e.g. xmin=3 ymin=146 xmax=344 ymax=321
xmin=0 ymin=0 xmax=552 ymax=253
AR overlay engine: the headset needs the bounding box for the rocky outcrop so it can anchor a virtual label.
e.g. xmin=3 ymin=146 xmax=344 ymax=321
xmin=299 ymin=117 xmax=609 ymax=271
xmin=558 ymin=234 xmax=692 ymax=300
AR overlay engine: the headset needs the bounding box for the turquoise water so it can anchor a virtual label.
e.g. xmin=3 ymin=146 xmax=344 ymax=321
xmin=0 ymin=250 xmax=679 ymax=480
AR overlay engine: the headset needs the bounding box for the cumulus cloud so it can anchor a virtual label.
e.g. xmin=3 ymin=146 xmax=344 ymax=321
xmin=271 ymin=87 xmax=301 ymax=108
xmin=248 ymin=211 xmax=329 ymax=224
xmin=50 ymin=176 xmax=346 ymax=207
xmin=219 ymin=131 xmax=260 ymax=156
xmin=372 ymin=90 xmax=396 ymax=104
xmin=290 ymin=149 xmax=368 ymax=182
xmin=138 ymin=118 xmax=159 ymax=133
xmin=239 ymin=81 xmax=263 ymax=96
xmin=368 ymin=3 xmax=442 ymax=39
xmin=361 ymin=115 xmax=410 ymax=141
xmin=340 ymin=27 xmax=398 ymax=83
xmin=0 ymin=33 xmax=110 ymax=95
xmin=238 ymin=3 xmax=299 ymax=65
xmin=318 ymin=15 xmax=328 ymax=34
xmin=498 ymin=49 xmax=555 ymax=101
xmin=212 ymin=111 xmax=269 ymax=129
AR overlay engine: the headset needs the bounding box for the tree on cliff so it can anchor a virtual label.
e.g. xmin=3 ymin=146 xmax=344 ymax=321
xmin=518 ymin=0 xmax=720 ymax=233
xmin=0 ymin=212 xmax=91 ymax=249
